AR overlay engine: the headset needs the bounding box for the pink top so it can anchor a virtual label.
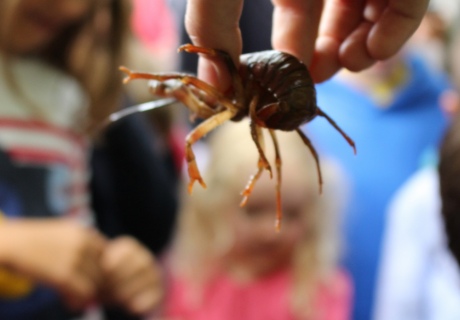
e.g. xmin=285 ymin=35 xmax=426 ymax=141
xmin=162 ymin=268 xmax=352 ymax=320
xmin=130 ymin=0 xmax=177 ymax=53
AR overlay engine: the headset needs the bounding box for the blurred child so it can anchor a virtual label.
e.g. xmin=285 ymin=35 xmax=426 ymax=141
xmin=440 ymin=113 xmax=460 ymax=267
xmin=373 ymin=16 xmax=460 ymax=320
xmin=160 ymin=120 xmax=352 ymax=320
xmin=0 ymin=0 xmax=162 ymax=319
xmin=373 ymin=156 xmax=460 ymax=320
xmin=439 ymin=16 xmax=460 ymax=268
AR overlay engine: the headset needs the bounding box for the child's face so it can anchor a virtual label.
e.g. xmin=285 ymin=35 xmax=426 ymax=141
xmin=226 ymin=171 xmax=311 ymax=278
xmin=6 ymin=0 xmax=92 ymax=54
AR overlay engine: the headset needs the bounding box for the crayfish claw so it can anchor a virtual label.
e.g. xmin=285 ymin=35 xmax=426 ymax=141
xmin=240 ymin=188 xmax=252 ymax=207
xmin=187 ymin=177 xmax=207 ymax=194
xmin=259 ymin=158 xmax=272 ymax=179
xmin=267 ymin=166 xmax=273 ymax=179
xmin=187 ymin=158 xmax=207 ymax=194
xmin=177 ymin=44 xmax=191 ymax=53
xmin=239 ymin=166 xmax=265 ymax=207
xmin=119 ymin=66 xmax=133 ymax=84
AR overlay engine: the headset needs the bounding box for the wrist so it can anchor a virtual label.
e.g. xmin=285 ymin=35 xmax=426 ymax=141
xmin=0 ymin=218 xmax=18 ymax=267
xmin=0 ymin=214 xmax=34 ymax=297
xmin=0 ymin=217 xmax=31 ymax=270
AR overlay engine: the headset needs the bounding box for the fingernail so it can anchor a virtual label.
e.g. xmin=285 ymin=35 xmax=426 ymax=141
xmin=198 ymin=58 xmax=232 ymax=93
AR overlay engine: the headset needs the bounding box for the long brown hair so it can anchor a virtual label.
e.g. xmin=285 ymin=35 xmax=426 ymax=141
xmin=0 ymin=0 xmax=131 ymax=134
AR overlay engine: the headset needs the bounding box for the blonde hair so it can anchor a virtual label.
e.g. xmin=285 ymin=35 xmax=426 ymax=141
xmin=169 ymin=120 xmax=347 ymax=318
xmin=0 ymin=0 xmax=131 ymax=134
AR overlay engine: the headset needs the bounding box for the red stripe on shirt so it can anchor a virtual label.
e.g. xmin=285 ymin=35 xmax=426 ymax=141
xmin=8 ymin=147 xmax=83 ymax=170
xmin=0 ymin=117 xmax=84 ymax=147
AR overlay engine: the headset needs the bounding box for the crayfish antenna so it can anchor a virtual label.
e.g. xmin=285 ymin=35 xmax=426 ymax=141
xmin=316 ymin=107 xmax=356 ymax=155
xmin=177 ymin=44 xmax=189 ymax=53
xmin=119 ymin=66 xmax=134 ymax=84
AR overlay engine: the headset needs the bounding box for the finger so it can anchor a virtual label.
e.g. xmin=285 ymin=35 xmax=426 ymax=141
xmin=113 ymin=265 xmax=159 ymax=305
xmin=69 ymin=229 xmax=106 ymax=296
xmin=87 ymin=229 xmax=106 ymax=253
xmin=271 ymin=0 xmax=323 ymax=66
xmin=106 ymin=253 xmax=155 ymax=291
xmin=112 ymin=267 xmax=164 ymax=314
xmin=339 ymin=21 xmax=375 ymax=72
xmin=185 ymin=0 xmax=243 ymax=89
xmin=336 ymin=0 xmax=387 ymax=73
xmin=104 ymin=256 xmax=161 ymax=315
xmin=87 ymin=228 xmax=108 ymax=253
xmin=310 ymin=35 xmax=340 ymax=83
xmin=59 ymin=273 xmax=97 ymax=311
xmin=83 ymin=230 xmax=106 ymax=284
xmin=128 ymin=288 xmax=163 ymax=315
xmin=51 ymin=230 xmax=105 ymax=306
xmin=79 ymin=253 xmax=103 ymax=290
xmin=363 ymin=0 xmax=387 ymax=23
xmin=311 ymin=0 xmax=366 ymax=82
xmin=367 ymin=0 xmax=429 ymax=59
xmin=101 ymin=237 xmax=155 ymax=287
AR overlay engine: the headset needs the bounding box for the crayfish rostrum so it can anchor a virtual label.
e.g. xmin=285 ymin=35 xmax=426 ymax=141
xmin=120 ymin=44 xmax=356 ymax=230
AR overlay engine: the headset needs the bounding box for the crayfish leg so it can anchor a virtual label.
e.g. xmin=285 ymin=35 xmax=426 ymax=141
xmin=241 ymin=96 xmax=273 ymax=209
xmin=250 ymin=120 xmax=272 ymax=177
xmin=240 ymin=164 xmax=264 ymax=207
xmin=240 ymin=129 xmax=283 ymax=232
xmin=296 ymin=129 xmax=323 ymax=194
xmin=240 ymin=120 xmax=271 ymax=207
xmin=119 ymin=66 xmax=238 ymax=116
xmin=119 ymin=66 xmax=218 ymax=93
xmin=119 ymin=66 xmax=183 ymax=84
xmin=268 ymin=129 xmax=283 ymax=232
xmin=119 ymin=66 xmax=219 ymax=93
xmin=179 ymin=77 xmax=239 ymax=114
xmin=185 ymin=109 xmax=236 ymax=193
xmin=249 ymin=95 xmax=272 ymax=176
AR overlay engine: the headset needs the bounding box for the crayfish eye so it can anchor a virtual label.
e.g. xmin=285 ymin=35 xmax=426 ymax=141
xmin=256 ymin=102 xmax=311 ymax=131
xmin=256 ymin=103 xmax=279 ymax=127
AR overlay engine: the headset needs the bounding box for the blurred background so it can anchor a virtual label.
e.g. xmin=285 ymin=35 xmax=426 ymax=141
xmin=2 ymin=0 xmax=460 ymax=319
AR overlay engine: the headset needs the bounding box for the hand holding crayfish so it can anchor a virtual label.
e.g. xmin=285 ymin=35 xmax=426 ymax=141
xmin=120 ymin=44 xmax=355 ymax=230
xmin=184 ymin=0 xmax=429 ymax=86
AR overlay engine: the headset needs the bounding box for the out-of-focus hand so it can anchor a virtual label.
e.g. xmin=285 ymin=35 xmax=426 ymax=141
xmin=185 ymin=0 xmax=429 ymax=85
xmin=0 ymin=219 xmax=106 ymax=310
xmin=100 ymin=236 xmax=163 ymax=315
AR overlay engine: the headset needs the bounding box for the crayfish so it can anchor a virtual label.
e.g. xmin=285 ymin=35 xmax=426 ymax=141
xmin=120 ymin=44 xmax=356 ymax=230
